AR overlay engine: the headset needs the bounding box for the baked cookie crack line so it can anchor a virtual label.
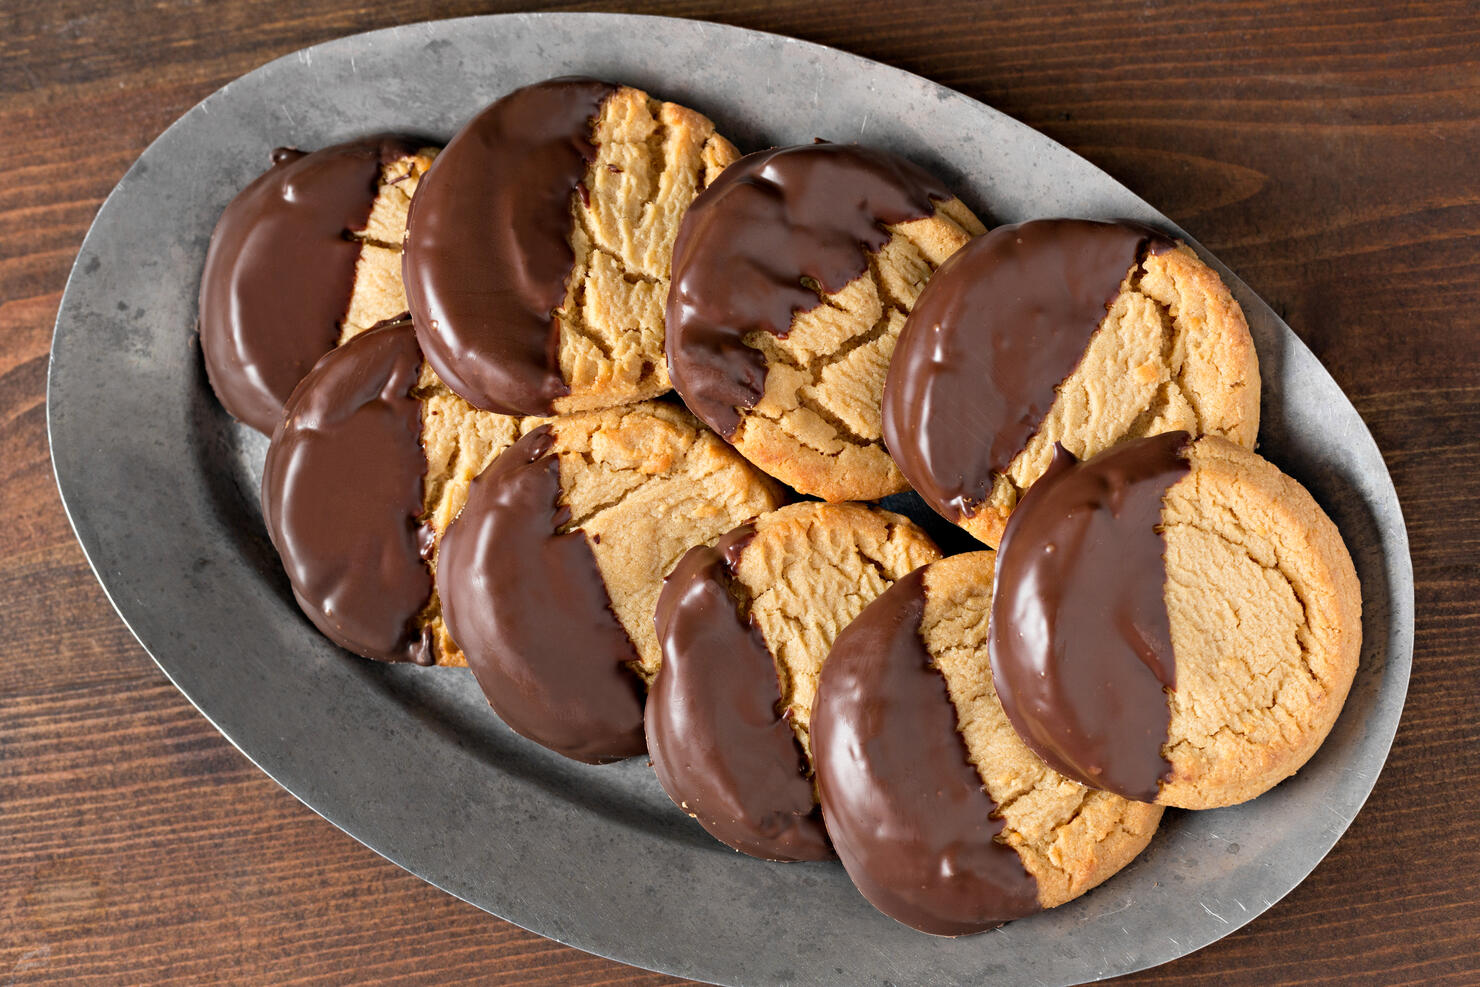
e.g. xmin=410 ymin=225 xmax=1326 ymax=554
xmin=760 ymin=298 xmax=904 ymax=386
xmin=854 ymin=545 xmax=901 ymax=586
xmin=1139 ymin=270 xmax=1207 ymax=436
xmin=351 ymin=232 xmax=404 ymax=252
xmin=563 ymin=456 xmax=722 ymax=533
xmin=640 ymin=126 xmax=670 ymax=228
xmin=997 ymin=261 xmax=1197 ymax=504
xmin=748 ymin=396 xmax=877 ymax=453
xmin=1125 ymin=380 xmax=1181 ymax=442
xmin=1166 ymin=518 xmax=1323 ymax=690
xmin=580 ymin=113 xmax=687 ymax=279
xmin=865 ymin=241 xmax=923 ymax=313
xmin=574 ymin=212 xmax=666 ymax=286
xmin=1034 ymin=787 xmax=1099 ymax=846
xmin=1164 ymin=690 xmax=1306 ymax=759
xmin=1164 ymin=564 xmax=1310 ymax=706
xmin=558 ymin=465 xmax=669 ymax=530
xmin=983 ymin=742 xmax=1083 ymax=824
xmin=560 ymin=274 xmax=619 ymax=362
xmin=418 ymin=436 xmax=460 ymax=520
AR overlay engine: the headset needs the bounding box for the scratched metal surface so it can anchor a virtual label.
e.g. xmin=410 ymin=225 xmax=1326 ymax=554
xmin=48 ymin=13 xmax=1412 ymax=986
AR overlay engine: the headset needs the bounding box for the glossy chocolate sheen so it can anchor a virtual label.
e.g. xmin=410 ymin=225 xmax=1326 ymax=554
xmin=989 ymin=433 xmax=1191 ymax=802
xmin=813 ymin=567 xmax=1040 ymax=936
xmin=666 ymin=143 xmax=952 ymax=438
xmin=647 ymin=527 xmax=832 ymax=862
xmin=261 ymin=320 xmax=434 ymax=664
xmin=437 ymin=425 xmax=647 ymax=763
xmin=402 ymin=77 xmax=616 ymax=416
xmin=883 ymin=218 xmax=1174 ymax=522
xmin=201 ymin=135 xmax=420 ymax=434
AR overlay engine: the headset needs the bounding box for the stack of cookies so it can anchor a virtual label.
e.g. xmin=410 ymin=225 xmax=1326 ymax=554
xmin=199 ymin=77 xmax=1362 ymax=936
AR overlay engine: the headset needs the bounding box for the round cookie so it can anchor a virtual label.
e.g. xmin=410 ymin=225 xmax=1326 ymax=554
xmin=403 ymin=77 xmax=739 ymax=417
xmin=646 ymin=502 xmax=941 ymax=858
xmin=884 ymin=218 xmax=1259 ymax=547
xmin=813 ymin=552 xmax=1163 ymax=936
xmin=436 ymin=403 xmax=784 ymax=764
xmin=666 ymin=142 xmax=985 ymax=502
xmin=201 ymin=136 xmax=438 ymax=433
xmin=989 ymin=433 xmax=1362 ymax=809
xmin=262 ymin=317 xmax=532 ymax=667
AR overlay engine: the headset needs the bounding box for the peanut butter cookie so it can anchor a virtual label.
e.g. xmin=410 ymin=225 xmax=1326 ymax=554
xmin=261 ymin=317 xmax=531 ymax=667
xmin=885 ymin=218 xmax=1259 ymax=547
xmin=666 ymin=143 xmax=985 ymax=502
xmin=646 ymin=502 xmax=940 ymax=859
xmin=404 ymin=78 xmax=739 ymax=417
xmin=201 ymin=136 xmax=436 ymax=433
xmin=813 ymin=552 xmax=1163 ymax=935
xmin=990 ymin=433 xmax=1362 ymax=809
xmin=436 ymin=402 xmax=783 ymax=763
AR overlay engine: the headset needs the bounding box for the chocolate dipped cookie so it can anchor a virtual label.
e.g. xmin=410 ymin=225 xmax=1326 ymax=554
xmin=403 ymin=78 xmax=739 ymax=417
xmin=990 ymin=433 xmax=1362 ymax=809
xmin=201 ymin=137 xmax=437 ymax=433
xmin=436 ymin=403 xmax=783 ymax=764
xmin=884 ymin=218 xmax=1259 ymax=547
xmin=666 ymin=143 xmax=985 ymax=502
xmin=813 ymin=552 xmax=1163 ymax=935
xmin=261 ymin=317 xmax=533 ymax=667
xmin=646 ymin=502 xmax=941 ymax=859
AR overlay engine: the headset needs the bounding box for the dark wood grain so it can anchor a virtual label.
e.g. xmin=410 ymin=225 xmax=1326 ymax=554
xmin=3 ymin=0 xmax=1478 ymax=983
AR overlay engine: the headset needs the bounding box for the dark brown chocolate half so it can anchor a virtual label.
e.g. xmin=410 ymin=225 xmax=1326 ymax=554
xmin=988 ymin=433 xmax=1190 ymax=802
xmin=647 ymin=527 xmax=832 ymax=862
xmin=261 ymin=319 xmax=434 ymax=664
xmin=813 ymin=567 xmax=1040 ymax=936
xmin=402 ymin=77 xmax=616 ymax=416
xmin=436 ymin=425 xmax=647 ymax=764
xmin=882 ymin=218 xmax=1173 ymax=523
xmin=201 ymin=136 xmax=420 ymax=434
xmin=666 ymin=142 xmax=953 ymax=438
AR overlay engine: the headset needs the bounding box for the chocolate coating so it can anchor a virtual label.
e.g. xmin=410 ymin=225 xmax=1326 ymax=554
xmin=647 ymin=527 xmax=832 ymax=862
xmin=403 ymin=77 xmax=616 ymax=415
xmin=261 ymin=320 xmax=434 ymax=664
xmin=666 ymin=143 xmax=953 ymax=438
xmin=437 ymin=425 xmax=646 ymax=763
xmin=813 ymin=568 xmax=1039 ymax=936
xmin=989 ymin=433 xmax=1190 ymax=802
xmin=201 ymin=135 xmax=420 ymax=434
xmin=883 ymin=218 xmax=1173 ymax=522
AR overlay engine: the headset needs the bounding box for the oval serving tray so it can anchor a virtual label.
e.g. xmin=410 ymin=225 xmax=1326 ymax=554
xmin=48 ymin=13 xmax=1412 ymax=986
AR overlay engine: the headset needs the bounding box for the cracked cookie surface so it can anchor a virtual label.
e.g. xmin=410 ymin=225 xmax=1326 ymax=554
xmin=1158 ymin=436 xmax=1362 ymax=808
xmin=553 ymin=402 xmax=785 ymax=681
xmin=731 ymin=502 xmax=942 ymax=756
xmin=666 ymin=143 xmax=984 ymax=501
xmin=923 ymin=552 xmax=1164 ymax=908
xmin=556 ymin=87 xmax=739 ymax=411
xmin=434 ymin=402 xmax=783 ymax=762
xmin=404 ymin=78 xmax=738 ymax=416
xmin=886 ymin=220 xmax=1259 ymax=547
xmin=440 ymin=400 xmax=782 ymax=671
xmin=739 ymin=208 xmax=981 ymax=502
xmin=645 ymin=501 xmax=939 ymax=860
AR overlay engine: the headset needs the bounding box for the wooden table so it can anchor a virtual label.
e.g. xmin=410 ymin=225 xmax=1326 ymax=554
xmin=4 ymin=1 xmax=1477 ymax=983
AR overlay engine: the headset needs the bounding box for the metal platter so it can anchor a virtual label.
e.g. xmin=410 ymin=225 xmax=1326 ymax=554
xmin=48 ymin=13 xmax=1413 ymax=985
